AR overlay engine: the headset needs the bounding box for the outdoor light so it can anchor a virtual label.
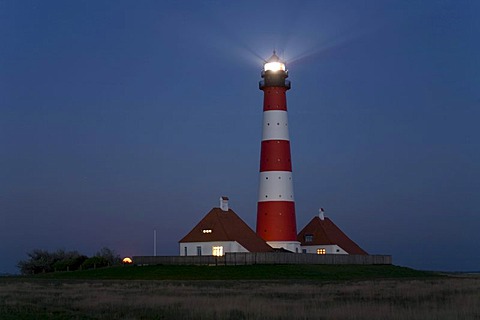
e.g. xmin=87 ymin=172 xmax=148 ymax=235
xmin=263 ymin=51 xmax=286 ymax=72
xmin=264 ymin=61 xmax=286 ymax=72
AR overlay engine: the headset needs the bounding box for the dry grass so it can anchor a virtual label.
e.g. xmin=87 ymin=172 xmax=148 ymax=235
xmin=1 ymin=276 xmax=480 ymax=319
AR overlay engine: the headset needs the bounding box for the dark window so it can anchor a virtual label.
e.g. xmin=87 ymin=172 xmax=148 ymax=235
xmin=196 ymin=246 xmax=202 ymax=256
xmin=305 ymin=234 xmax=313 ymax=243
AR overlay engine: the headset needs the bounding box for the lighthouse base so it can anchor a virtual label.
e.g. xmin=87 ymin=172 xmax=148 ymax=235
xmin=267 ymin=241 xmax=301 ymax=253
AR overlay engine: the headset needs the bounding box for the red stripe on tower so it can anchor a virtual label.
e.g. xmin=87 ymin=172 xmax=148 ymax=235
xmin=256 ymin=52 xmax=300 ymax=253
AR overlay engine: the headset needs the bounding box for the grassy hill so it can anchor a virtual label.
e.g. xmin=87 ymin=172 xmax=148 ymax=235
xmin=30 ymin=264 xmax=439 ymax=281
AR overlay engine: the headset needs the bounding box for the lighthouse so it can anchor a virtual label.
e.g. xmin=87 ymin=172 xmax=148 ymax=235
xmin=178 ymin=52 xmax=370 ymax=259
xmin=256 ymin=52 xmax=300 ymax=253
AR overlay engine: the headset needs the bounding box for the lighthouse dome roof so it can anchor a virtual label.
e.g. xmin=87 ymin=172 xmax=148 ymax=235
xmin=267 ymin=51 xmax=281 ymax=63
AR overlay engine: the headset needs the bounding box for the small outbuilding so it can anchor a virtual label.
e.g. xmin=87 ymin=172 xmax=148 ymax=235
xmin=298 ymin=209 xmax=368 ymax=255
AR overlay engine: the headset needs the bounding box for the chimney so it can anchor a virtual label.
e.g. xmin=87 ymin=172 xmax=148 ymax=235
xmin=220 ymin=196 xmax=229 ymax=212
xmin=319 ymin=208 xmax=325 ymax=220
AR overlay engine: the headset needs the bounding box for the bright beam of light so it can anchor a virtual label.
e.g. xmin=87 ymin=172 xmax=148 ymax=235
xmin=234 ymin=19 xmax=372 ymax=71
xmin=195 ymin=2 xmax=380 ymax=71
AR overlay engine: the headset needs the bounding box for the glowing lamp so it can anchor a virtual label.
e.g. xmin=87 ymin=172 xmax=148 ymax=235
xmin=264 ymin=61 xmax=286 ymax=72
xmin=122 ymin=257 xmax=133 ymax=264
xmin=263 ymin=51 xmax=286 ymax=72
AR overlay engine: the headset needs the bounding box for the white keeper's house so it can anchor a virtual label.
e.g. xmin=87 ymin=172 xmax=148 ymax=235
xmin=179 ymin=197 xmax=273 ymax=256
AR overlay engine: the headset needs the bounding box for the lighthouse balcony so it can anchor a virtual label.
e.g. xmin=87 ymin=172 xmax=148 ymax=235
xmin=259 ymin=79 xmax=291 ymax=90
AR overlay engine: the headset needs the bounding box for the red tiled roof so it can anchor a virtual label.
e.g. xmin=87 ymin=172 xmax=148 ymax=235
xmin=297 ymin=216 xmax=368 ymax=255
xmin=179 ymin=208 xmax=273 ymax=253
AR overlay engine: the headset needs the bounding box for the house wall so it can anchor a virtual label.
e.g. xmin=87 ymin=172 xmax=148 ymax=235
xmin=179 ymin=241 xmax=249 ymax=256
xmin=267 ymin=241 xmax=301 ymax=253
xmin=301 ymin=244 xmax=348 ymax=255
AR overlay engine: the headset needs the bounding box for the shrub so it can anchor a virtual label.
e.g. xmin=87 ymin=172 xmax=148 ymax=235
xmin=17 ymin=247 xmax=119 ymax=274
xmin=17 ymin=249 xmax=55 ymax=274
xmin=81 ymin=256 xmax=110 ymax=270
xmin=53 ymin=255 xmax=88 ymax=272
xmin=95 ymin=247 xmax=121 ymax=266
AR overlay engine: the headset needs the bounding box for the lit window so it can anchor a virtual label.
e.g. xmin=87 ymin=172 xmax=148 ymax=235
xmin=212 ymin=246 xmax=223 ymax=256
xmin=305 ymin=234 xmax=313 ymax=243
xmin=317 ymin=248 xmax=326 ymax=255
xmin=202 ymin=229 xmax=212 ymax=233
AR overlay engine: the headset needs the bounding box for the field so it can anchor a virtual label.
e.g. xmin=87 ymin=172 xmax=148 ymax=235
xmin=1 ymin=265 xmax=479 ymax=319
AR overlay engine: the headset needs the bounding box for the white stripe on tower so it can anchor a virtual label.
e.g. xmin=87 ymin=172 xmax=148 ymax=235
xmin=261 ymin=110 xmax=290 ymax=141
xmin=258 ymin=171 xmax=294 ymax=201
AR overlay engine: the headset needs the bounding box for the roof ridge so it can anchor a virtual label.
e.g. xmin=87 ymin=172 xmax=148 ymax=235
xmin=317 ymin=217 xmax=334 ymax=244
xmin=216 ymin=209 xmax=231 ymax=241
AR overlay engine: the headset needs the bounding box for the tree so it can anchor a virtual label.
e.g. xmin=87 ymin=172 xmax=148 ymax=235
xmin=80 ymin=256 xmax=109 ymax=270
xmin=17 ymin=249 xmax=86 ymax=274
xmin=80 ymin=248 xmax=121 ymax=270
xmin=17 ymin=247 xmax=121 ymax=274
xmin=52 ymin=251 xmax=88 ymax=272
xmin=95 ymin=247 xmax=121 ymax=266
xmin=17 ymin=249 xmax=54 ymax=274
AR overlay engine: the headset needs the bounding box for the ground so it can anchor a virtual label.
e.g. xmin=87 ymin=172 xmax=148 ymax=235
xmin=1 ymin=265 xmax=479 ymax=319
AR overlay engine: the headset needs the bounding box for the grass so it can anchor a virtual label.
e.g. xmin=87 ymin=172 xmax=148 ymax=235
xmin=1 ymin=275 xmax=479 ymax=319
xmin=1 ymin=265 xmax=465 ymax=319
xmin=30 ymin=264 xmax=438 ymax=281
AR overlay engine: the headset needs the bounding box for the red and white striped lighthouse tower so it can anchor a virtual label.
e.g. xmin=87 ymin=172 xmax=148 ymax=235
xmin=256 ymin=52 xmax=300 ymax=253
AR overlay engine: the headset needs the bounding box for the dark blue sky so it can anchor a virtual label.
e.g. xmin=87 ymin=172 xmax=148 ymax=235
xmin=1 ymin=1 xmax=479 ymax=273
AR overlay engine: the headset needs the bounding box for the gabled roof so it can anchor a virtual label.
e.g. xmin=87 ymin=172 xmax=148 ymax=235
xmin=179 ymin=208 xmax=273 ymax=253
xmin=297 ymin=216 xmax=368 ymax=255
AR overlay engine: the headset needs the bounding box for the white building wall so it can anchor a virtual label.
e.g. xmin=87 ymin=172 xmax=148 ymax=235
xmin=300 ymin=244 xmax=348 ymax=255
xmin=267 ymin=241 xmax=301 ymax=253
xmin=179 ymin=241 xmax=249 ymax=256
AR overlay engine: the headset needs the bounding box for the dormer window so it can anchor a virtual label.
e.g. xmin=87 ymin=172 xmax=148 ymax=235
xmin=202 ymin=229 xmax=212 ymax=234
xmin=305 ymin=234 xmax=313 ymax=243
